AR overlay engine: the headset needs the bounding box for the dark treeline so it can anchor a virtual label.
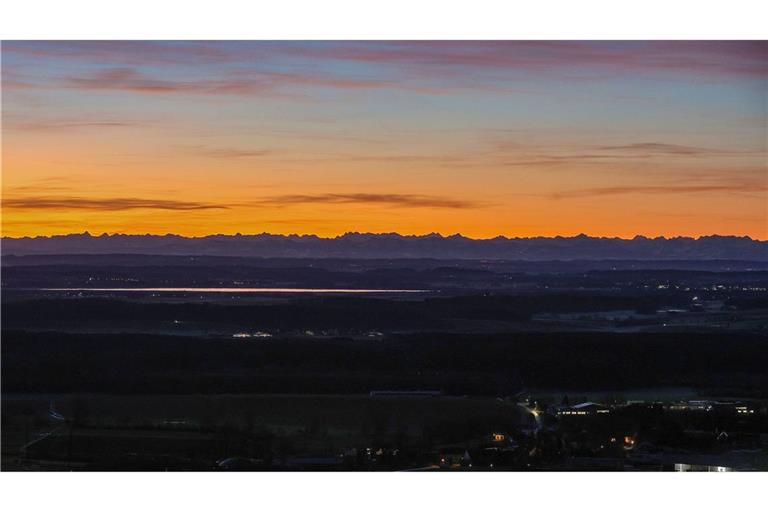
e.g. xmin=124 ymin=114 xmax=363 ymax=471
xmin=2 ymin=294 xmax=692 ymax=331
xmin=4 ymin=330 xmax=767 ymax=396
xmin=4 ymin=260 xmax=768 ymax=291
xmin=5 ymin=254 xmax=768 ymax=272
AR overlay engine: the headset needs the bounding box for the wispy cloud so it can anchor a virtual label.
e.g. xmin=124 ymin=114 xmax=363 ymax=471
xmin=280 ymin=41 xmax=768 ymax=78
xmin=490 ymin=140 xmax=761 ymax=168
xmin=2 ymin=41 xmax=235 ymax=66
xmin=4 ymin=184 xmax=73 ymax=193
xmin=318 ymin=154 xmax=467 ymax=164
xmin=59 ymin=67 xmax=401 ymax=96
xmin=500 ymin=154 xmax=642 ymax=167
xmin=252 ymin=193 xmax=481 ymax=209
xmin=5 ymin=42 xmax=765 ymax=104
xmin=63 ymin=68 xmax=254 ymax=94
xmin=6 ymin=41 xmax=766 ymax=78
xmin=6 ymin=192 xmax=479 ymax=211
xmin=196 ymin=147 xmax=272 ymax=158
xmin=6 ymin=119 xmax=142 ymax=131
xmin=7 ymin=42 xmax=764 ymax=103
xmin=3 ymin=196 xmax=228 ymax=211
xmin=596 ymin=142 xmax=744 ymax=156
xmin=551 ymin=183 xmax=767 ymax=199
xmin=3 ymin=176 xmax=77 ymax=193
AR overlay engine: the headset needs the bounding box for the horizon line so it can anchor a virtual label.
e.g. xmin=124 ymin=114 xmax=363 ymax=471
xmin=2 ymin=231 xmax=765 ymax=243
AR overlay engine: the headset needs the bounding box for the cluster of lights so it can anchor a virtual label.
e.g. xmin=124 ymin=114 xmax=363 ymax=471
xmin=667 ymin=402 xmax=757 ymax=414
xmin=667 ymin=402 xmax=712 ymax=411
xmin=557 ymin=409 xmax=610 ymax=416
xmin=232 ymin=331 xmax=272 ymax=338
xmin=675 ymin=463 xmax=732 ymax=472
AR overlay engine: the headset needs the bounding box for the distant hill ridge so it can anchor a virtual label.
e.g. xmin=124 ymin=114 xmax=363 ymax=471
xmin=2 ymin=232 xmax=766 ymax=260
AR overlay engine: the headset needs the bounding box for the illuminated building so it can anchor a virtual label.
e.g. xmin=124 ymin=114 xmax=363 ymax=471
xmin=555 ymin=402 xmax=611 ymax=417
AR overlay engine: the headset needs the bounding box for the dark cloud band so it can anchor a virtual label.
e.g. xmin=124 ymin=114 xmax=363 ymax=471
xmin=3 ymin=197 xmax=228 ymax=211
xmin=253 ymin=193 xmax=480 ymax=209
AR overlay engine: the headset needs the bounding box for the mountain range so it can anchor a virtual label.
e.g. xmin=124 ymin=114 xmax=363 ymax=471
xmin=2 ymin=232 xmax=766 ymax=260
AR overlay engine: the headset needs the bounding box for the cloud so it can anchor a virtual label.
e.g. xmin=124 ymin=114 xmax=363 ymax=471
xmin=489 ymin=140 xmax=761 ymax=168
xmin=551 ymin=183 xmax=767 ymax=199
xmin=3 ymin=193 xmax=480 ymax=210
xmin=7 ymin=41 xmax=766 ymax=79
xmin=500 ymin=154 xmax=642 ymax=167
xmin=253 ymin=193 xmax=481 ymax=209
xmin=3 ymin=176 xmax=78 ymax=193
xmin=279 ymin=41 xmax=768 ymax=78
xmin=2 ymin=41 xmax=234 ymax=66
xmin=327 ymin=154 xmax=465 ymax=164
xmin=60 ymin=67 xmax=400 ymax=96
xmin=63 ymin=68 xmax=231 ymax=94
xmin=9 ymin=42 xmax=764 ymax=102
xmin=6 ymin=42 xmax=766 ymax=100
xmin=3 ymin=196 xmax=228 ymax=211
xmin=196 ymin=147 xmax=272 ymax=158
xmin=6 ymin=119 xmax=141 ymax=131
xmin=5 ymin=184 xmax=72 ymax=193
xmin=62 ymin=68 xmax=268 ymax=94
xmin=597 ymin=143 xmax=735 ymax=156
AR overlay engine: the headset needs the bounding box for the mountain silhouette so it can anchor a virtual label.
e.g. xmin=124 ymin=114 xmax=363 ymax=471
xmin=2 ymin=232 xmax=766 ymax=260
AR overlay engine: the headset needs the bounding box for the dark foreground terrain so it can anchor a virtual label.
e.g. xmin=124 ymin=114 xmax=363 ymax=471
xmin=2 ymin=255 xmax=767 ymax=470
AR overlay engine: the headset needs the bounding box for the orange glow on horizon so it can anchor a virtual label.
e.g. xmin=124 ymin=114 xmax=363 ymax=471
xmin=3 ymin=41 xmax=766 ymax=240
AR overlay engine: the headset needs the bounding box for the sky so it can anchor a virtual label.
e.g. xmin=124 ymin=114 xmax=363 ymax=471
xmin=2 ymin=41 xmax=766 ymax=239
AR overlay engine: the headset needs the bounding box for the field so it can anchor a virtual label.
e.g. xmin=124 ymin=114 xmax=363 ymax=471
xmin=2 ymin=393 xmax=531 ymax=470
